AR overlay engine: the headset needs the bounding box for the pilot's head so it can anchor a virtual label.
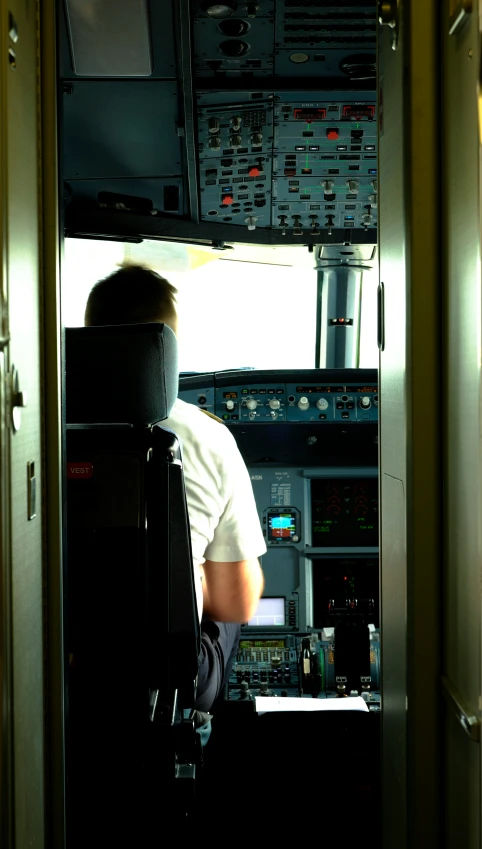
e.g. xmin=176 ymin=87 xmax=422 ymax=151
xmin=84 ymin=263 xmax=178 ymax=336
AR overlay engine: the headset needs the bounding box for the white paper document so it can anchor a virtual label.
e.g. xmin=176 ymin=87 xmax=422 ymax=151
xmin=255 ymin=695 xmax=369 ymax=715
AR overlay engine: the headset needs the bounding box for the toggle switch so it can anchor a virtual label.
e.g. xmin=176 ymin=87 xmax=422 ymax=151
xmin=346 ymin=179 xmax=359 ymax=195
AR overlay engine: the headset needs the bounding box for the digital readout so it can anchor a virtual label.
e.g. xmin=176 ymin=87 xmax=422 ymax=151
xmin=239 ymin=640 xmax=285 ymax=649
xmin=268 ymin=512 xmax=297 ymax=540
xmin=223 ymin=391 xmax=238 ymax=399
xmin=345 ymin=386 xmax=378 ymax=393
xmin=311 ymin=478 xmax=378 ymax=546
xmin=296 ymin=386 xmax=344 ymax=393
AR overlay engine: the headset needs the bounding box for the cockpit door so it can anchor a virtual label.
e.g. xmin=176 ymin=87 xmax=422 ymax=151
xmin=441 ymin=3 xmax=482 ymax=847
xmin=378 ymin=2 xmax=442 ymax=846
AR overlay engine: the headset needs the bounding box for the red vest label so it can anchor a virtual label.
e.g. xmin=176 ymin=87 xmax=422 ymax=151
xmin=67 ymin=462 xmax=93 ymax=479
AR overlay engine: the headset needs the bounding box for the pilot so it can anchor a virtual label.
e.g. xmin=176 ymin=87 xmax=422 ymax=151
xmin=84 ymin=263 xmax=266 ymax=713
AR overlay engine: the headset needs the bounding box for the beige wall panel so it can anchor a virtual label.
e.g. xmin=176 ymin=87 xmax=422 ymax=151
xmin=4 ymin=0 xmax=45 ymax=844
xmin=379 ymin=1 xmax=442 ymax=846
xmin=442 ymin=2 xmax=481 ymax=846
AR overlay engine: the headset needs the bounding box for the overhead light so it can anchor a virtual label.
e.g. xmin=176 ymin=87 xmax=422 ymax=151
xmin=65 ymin=0 xmax=152 ymax=77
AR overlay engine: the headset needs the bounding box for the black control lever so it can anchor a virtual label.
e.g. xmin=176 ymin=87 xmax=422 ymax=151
xmin=300 ymin=637 xmax=322 ymax=698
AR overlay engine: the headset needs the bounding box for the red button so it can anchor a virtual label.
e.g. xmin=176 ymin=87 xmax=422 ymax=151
xmin=249 ymin=167 xmax=260 ymax=176
xmin=327 ymin=129 xmax=339 ymax=140
xmin=222 ymin=195 xmax=234 ymax=205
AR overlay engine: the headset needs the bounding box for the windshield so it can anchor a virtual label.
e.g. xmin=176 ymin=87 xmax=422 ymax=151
xmin=62 ymin=237 xmax=378 ymax=371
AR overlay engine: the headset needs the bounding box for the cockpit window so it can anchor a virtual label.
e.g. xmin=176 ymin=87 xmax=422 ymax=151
xmin=62 ymin=237 xmax=377 ymax=371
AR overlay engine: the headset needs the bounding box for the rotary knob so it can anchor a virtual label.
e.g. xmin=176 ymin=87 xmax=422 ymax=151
xmin=360 ymin=396 xmax=371 ymax=409
xmin=346 ymin=179 xmax=359 ymax=194
xmin=297 ymin=396 xmax=310 ymax=411
xmin=251 ymin=132 xmax=263 ymax=145
xmin=316 ymin=398 xmax=328 ymax=410
xmin=269 ymin=398 xmax=281 ymax=410
xmin=230 ymin=134 xmax=242 ymax=148
xmin=231 ymin=115 xmax=243 ymax=131
xmin=246 ymin=398 xmax=258 ymax=410
xmin=208 ymin=116 xmax=220 ymax=134
xmin=208 ymin=136 xmax=221 ymax=150
xmin=226 ymin=399 xmax=235 ymax=411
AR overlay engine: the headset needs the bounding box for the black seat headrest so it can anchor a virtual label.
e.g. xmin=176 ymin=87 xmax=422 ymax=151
xmin=65 ymin=323 xmax=178 ymax=426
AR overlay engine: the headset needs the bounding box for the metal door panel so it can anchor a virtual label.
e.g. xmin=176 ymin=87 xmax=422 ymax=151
xmin=442 ymin=1 xmax=482 ymax=845
xmin=379 ymin=2 xmax=442 ymax=846
xmin=1 ymin=0 xmax=47 ymax=844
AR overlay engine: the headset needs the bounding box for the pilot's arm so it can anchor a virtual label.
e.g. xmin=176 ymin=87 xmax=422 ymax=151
xmin=201 ymin=558 xmax=264 ymax=623
xmin=199 ymin=436 xmax=266 ymax=623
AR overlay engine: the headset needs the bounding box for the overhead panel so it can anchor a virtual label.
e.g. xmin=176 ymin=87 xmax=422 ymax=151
xmin=61 ymin=0 xmax=378 ymax=246
xmin=274 ymin=1 xmax=376 ymax=80
xmin=192 ymin=6 xmax=275 ymax=76
xmin=196 ymin=90 xmax=377 ymax=235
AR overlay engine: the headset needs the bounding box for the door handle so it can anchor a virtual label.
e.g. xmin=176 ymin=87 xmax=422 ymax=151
xmin=442 ymin=675 xmax=480 ymax=742
xmin=377 ymin=281 xmax=385 ymax=351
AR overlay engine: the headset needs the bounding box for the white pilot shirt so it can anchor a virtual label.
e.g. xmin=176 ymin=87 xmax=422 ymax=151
xmin=161 ymin=398 xmax=267 ymax=620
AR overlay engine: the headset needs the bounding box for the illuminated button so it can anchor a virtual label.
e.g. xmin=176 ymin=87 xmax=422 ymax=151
xmin=268 ymin=388 xmax=275 ymax=394
xmin=326 ymin=128 xmax=339 ymax=140
xmin=249 ymin=166 xmax=261 ymax=177
xmin=341 ymin=412 xmax=350 ymax=419
xmin=297 ymin=396 xmax=310 ymax=410
xmin=346 ymin=402 xmax=354 ymax=410
xmin=316 ymin=398 xmax=328 ymax=410
xmin=269 ymin=398 xmax=281 ymax=410
xmin=222 ymin=195 xmax=234 ymax=205
xmin=222 ymin=414 xmax=229 ymax=420
xmin=276 ymin=388 xmax=283 ymax=394
xmin=336 ymin=402 xmax=344 ymax=410
xmin=231 ymin=414 xmax=239 ymax=420
xmin=259 ymin=389 xmax=266 ymax=394
xmin=360 ymin=396 xmax=371 ymax=409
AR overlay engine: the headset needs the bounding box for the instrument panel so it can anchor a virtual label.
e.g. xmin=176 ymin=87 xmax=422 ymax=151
xmin=60 ymin=0 xmax=378 ymax=246
xmin=179 ymin=369 xmax=378 ymax=422
xmin=197 ymin=91 xmax=377 ymax=233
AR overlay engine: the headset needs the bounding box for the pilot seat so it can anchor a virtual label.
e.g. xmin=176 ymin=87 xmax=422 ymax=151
xmin=65 ymin=322 xmax=200 ymax=845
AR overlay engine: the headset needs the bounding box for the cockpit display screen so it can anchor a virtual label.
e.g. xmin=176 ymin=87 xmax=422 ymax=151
xmin=268 ymin=512 xmax=297 ymax=540
xmin=247 ymin=597 xmax=285 ymax=627
xmin=311 ymin=478 xmax=378 ymax=546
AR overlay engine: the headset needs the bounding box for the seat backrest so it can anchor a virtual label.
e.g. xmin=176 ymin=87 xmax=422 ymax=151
xmin=64 ymin=322 xmax=200 ymax=843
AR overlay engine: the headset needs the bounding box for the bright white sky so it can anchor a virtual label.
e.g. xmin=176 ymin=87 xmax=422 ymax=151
xmin=62 ymin=237 xmax=378 ymax=371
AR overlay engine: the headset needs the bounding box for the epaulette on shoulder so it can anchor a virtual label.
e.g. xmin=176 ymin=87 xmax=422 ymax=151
xmin=200 ymin=409 xmax=225 ymax=424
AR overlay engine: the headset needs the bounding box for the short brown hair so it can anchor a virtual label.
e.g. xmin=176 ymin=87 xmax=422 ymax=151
xmin=84 ymin=263 xmax=178 ymax=329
